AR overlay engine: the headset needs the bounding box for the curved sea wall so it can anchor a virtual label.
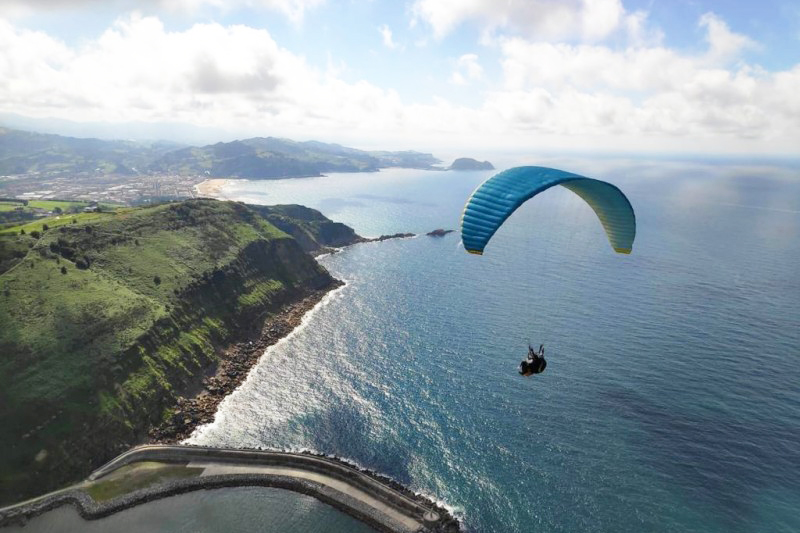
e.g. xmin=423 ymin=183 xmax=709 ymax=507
xmin=0 ymin=445 xmax=461 ymax=533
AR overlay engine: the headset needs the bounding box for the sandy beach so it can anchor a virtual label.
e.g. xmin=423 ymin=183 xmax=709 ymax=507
xmin=194 ymin=179 xmax=229 ymax=198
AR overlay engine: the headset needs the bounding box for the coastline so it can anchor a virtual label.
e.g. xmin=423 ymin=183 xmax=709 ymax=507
xmin=194 ymin=178 xmax=230 ymax=198
xmin=0 ymin=267 xmax=464 ymax=531
xmin=141 ymin=276 xmax=463 ymax=531
xmin=141 ymin=187 xmax=462 ymax=529
xmin=148 ymin=281 xmax=344 ymax=444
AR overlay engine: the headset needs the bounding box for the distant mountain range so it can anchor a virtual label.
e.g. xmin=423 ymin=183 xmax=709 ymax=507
xmin=0 ymin=127 xmax=441 ymax=179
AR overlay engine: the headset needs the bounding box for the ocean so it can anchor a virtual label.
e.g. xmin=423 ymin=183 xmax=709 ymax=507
xmin=189 ymin=157 xmax=800 ymax=532
xmin=13 ymin=156 xmax=800 ymax=532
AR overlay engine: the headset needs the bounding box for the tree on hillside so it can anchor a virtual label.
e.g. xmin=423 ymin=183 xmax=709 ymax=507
xmin=154 ymin=275 xmax=161 ymax=285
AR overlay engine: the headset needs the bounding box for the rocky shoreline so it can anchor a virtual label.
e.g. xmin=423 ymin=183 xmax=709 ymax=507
xmin=144 ymin=238 xmax=462 ymax=531
xmin=147 ymin=229 xmax=451 ymax=442
xmin=148 ymin=282 xmax=344 ymax=444
xmin=368 ymin=232 xmax=416 ymax=242
xmin=426 ymin=228 xmax=454 ymax=237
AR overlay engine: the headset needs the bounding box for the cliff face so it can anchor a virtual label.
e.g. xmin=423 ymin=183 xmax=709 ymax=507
xmin=0 ymin=199 xmax=345 ymax=504
xmin=250 ymin=204 xmax=365 ymax=253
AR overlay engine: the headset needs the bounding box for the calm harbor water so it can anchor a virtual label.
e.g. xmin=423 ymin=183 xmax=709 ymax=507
xmin=190 ymin=158 xmax=800 ymax=532
xmin=4 ymin=487 xmax=377 ymax=532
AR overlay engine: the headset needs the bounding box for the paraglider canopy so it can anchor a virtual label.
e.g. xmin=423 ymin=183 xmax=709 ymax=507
xmin=461 ymin=166 xmax=636 ymax=255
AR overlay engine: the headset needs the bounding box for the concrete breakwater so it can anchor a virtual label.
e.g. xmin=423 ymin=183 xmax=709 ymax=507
xmin=0 ymin=445 xmax=461 ymax=533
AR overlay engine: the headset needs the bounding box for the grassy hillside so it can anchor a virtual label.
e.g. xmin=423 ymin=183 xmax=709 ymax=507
xmin=147 ymin=137 xmax=438 ymax=178
xmin=0 ymin=127 xmax=440 ymax=181
xmin=0 ymin=199 xmax=121 ymax=228
xmin=251 ymin=204 xmax=364 ymax=253
xmin=146 ymin=138 xmax=378 ymax=178
xmin=0 ymin=127 xmax=180 ymax=176
xmin=0 ymin=199 xmax=345 ymax=504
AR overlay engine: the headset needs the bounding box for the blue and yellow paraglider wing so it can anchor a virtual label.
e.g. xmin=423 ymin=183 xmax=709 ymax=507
xmin=559 ymin=178 xmax=635 ymax=254
xmin=460 ymin=166 xmax=636 ymax=255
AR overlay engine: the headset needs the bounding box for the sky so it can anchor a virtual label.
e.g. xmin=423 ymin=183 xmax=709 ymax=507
xmin=0 ymin=0 xmax=799 ymax=155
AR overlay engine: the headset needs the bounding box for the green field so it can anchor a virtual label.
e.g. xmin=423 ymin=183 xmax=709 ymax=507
xmin=0 ymin=199 xmax=118 ymax=212
xmin=0 ymin=199 xmax=334 ymax=504
xmin=0 ymin=210 xmax=119 ymax=234
xmin=0 ymin=200 xmax=123 ymax=230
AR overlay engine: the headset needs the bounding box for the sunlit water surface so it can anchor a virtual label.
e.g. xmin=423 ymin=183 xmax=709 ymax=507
xmin=18 ymin=158 xmax=799 ymax=533
xmin=195 ymin=159 xmax=800 ymax=533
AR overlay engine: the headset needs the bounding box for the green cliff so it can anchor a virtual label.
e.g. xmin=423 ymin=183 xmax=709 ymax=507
xmin=0 ymin=199 xmax=359 ymax=504
xmin=251 ymin=204 xmax=364 ymax=253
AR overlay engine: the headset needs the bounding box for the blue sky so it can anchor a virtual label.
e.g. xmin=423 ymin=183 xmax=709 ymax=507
xmin=1 ymin=1 xmax=798 ymax=154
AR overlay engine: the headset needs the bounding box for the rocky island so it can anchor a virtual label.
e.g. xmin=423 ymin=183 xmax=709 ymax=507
xmin=448 ymin=157 xmax=494 ymax=171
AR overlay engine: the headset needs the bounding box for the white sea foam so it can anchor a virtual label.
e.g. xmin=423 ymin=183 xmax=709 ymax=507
xmin=186 ymin=281 xmax=349 ymax=444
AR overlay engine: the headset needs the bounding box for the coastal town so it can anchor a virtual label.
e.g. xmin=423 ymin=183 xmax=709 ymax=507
xmin=0 ymin=170 xmax=206 ymax=205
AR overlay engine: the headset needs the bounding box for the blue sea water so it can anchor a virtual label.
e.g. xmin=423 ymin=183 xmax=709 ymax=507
xmin=192 ymin=158 xmax=800 ymax=533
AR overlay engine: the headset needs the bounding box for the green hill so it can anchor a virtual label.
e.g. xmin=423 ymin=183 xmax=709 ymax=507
xmin=251 ymin=204 xmax=364 ymax=252
xmin=0 ymin=127 xmax=179 ymax=176
xmin=0 ymin=199 xmax=356 ymax=504
xmin=0 ymin=127 xmax=440 ymax=180
xmin=147 ymin=137 xmax=440 ymax=178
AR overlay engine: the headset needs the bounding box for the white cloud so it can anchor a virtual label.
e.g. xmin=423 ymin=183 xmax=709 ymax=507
xmin=0 ymin=15 xmax=384 ymax=131
xmin=485 ymin=12 xmax=800 ymax=149
xmin=379 ymin=24 xmax=400 ymax=50
xmin=0 ymin=0 xmax=325 ymax=22
xmin=0 ymin=11 xmax=798 ymax=154
xmin=624 ymin=9 xmax=662 ymax=47
xmin=450 ymin=53 xmax=483 ymax=85
xmin=0 ymin=14 xmax=475 ymax=148
xmin=699 ymin=12 xmax=758 ymax=64
xmin=411 ymin=0 xmax=627 ymax=41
